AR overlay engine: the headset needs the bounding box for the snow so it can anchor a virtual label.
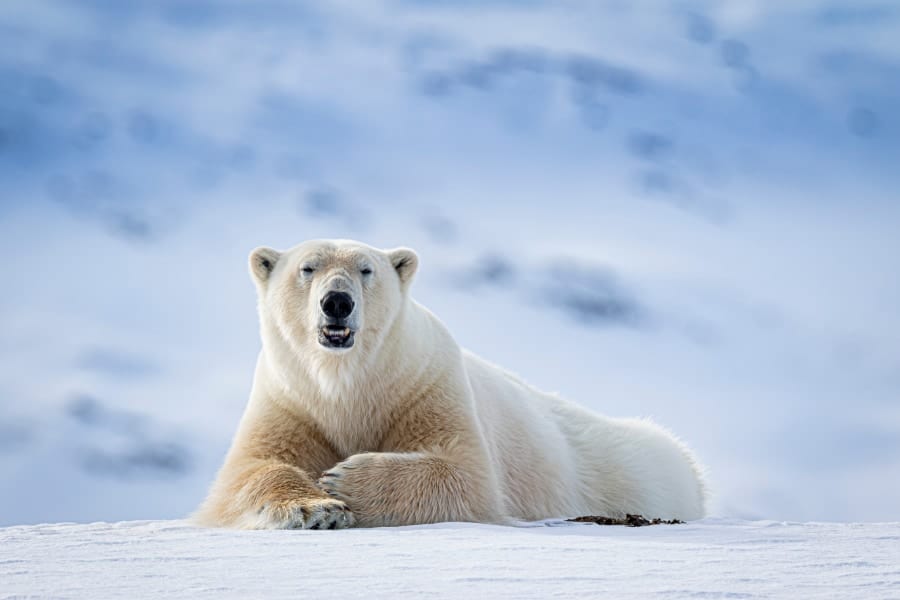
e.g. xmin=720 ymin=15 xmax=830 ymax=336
xmin=2 ymin=519 xmax=899 ymax=599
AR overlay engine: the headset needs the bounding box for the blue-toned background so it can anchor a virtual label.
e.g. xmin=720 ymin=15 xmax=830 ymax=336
xmin=1 ymin=0 xmax=898 ymax=525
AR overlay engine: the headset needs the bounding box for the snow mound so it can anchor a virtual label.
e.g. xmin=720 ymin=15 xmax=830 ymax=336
xmin=2 ymin=519 xmax=898 ymax=598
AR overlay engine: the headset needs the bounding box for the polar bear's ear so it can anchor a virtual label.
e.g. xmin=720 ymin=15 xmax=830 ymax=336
xmin=249 ymin=247 xmax=281 ymax=285
xmin=388 ymin=247 xmax=419 ymax=289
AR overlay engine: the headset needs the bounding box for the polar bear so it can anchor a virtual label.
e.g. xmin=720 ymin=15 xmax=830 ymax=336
xmin=194 ymin=239 xmax=706 ymax=529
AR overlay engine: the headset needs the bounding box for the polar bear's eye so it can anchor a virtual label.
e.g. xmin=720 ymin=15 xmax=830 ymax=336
xmin=360 ymin=267 xmax=373 ymax=276
xmin=301 ymin=266 xmax=315 ymax=275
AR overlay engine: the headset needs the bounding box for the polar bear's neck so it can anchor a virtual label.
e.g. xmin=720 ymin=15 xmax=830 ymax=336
xmin=257 ymin=299 xmax=449 ymax=442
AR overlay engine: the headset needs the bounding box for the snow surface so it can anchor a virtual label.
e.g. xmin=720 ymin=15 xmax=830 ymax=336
xmin=2 ymin=519 xmax=899 ymax=599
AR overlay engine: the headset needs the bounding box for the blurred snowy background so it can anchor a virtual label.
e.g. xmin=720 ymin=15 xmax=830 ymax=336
xmin=0 ymin=0 xmax=898 ymax=526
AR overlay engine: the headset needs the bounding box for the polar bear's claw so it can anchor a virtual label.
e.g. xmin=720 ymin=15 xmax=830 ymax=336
xmin=301 ymin=501 xmax=354 ymax=530
xmin=256 ymin=498 xmax=355 ymax=530
xmin=316 ymin=476 xmax=345 ymax=502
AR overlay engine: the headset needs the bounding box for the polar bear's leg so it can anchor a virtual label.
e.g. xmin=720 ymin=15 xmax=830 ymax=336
xmin=571 ymin=415 xmax=707 ymax=521
xmin=316 ymin=393 xmax=502 ymax=527
xmin=193 ymin=405 xmax=356 ymax=530
xmin=240 ymin=461 xmax=355 ymax=529
xmin=317 ymin=450 xmax=499 ymax=527
xmin=196 ymin=458 xmax=355 ymax=529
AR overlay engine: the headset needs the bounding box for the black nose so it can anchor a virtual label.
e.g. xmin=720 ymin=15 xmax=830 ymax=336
xmin=321 ymin=291 xmax=354 ymax=320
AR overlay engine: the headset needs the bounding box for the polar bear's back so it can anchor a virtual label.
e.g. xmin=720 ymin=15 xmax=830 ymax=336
xmin=461 ymin=351 xmax=707 ymax=521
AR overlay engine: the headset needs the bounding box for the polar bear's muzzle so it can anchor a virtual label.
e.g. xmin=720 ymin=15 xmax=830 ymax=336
xmin=318 ymin=291 xmax=357 ymax=350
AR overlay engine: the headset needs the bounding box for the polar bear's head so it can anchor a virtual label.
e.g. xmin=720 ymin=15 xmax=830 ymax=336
xmin=248 ymin=240 xmax=418 ymax=388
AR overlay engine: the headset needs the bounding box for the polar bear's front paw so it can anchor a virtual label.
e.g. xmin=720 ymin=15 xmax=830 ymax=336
xmin=255 ymin=497 xmax=355 ymax=530
xmin=316 ymin=452 xmax=379 ymax=503
xmin=316 ymin=453 xmax=394 ymax=526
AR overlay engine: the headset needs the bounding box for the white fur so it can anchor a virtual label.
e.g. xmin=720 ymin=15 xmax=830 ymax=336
xmin=456 ymin=350 xmax=706 ymax=521
xmin=196 ymin=239 xmax=706 ymax=528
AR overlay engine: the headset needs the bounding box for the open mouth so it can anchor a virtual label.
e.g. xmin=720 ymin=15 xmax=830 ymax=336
xmin=318 ymin=325 xmax=355 ymax=349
